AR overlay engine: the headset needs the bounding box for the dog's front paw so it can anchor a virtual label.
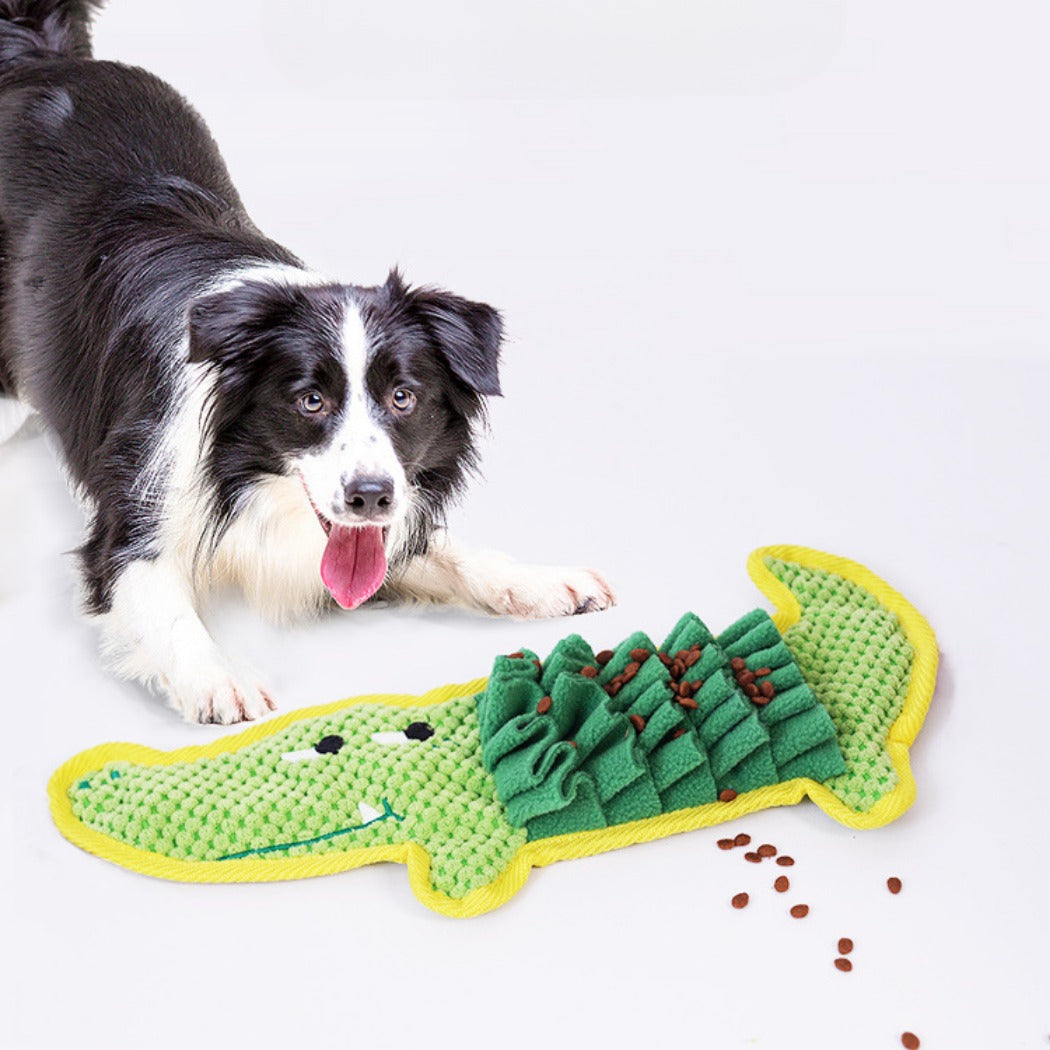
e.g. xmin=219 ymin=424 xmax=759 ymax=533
xmin=480 ymin=564 xmax=617 ymax=620
xmin=162 ymin=662 xmax=277 ymax=725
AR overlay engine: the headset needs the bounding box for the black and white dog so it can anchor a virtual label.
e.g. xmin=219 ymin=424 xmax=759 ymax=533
xmin=0 ymin=1 xmax=614 ymax=723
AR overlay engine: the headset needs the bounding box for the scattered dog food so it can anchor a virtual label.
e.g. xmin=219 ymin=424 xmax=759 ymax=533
xmin=774 ymin=875 xmax=790 ymax=893
xmin=834 ymin=957 xmax=852 ymax=972
xmin=717 ymin=838 xmax=735 ymax=850
xmin=744 ymin=851 xmax=762 ymax=863
xmin=901 ymin=1034 xmax=920 ymax=1049
xmin=629 ymin=714 xmax=646 ymax=733
xmin=733 ymin=833 xmax=751 ymax=847
xmin=580 ymin=665 xmax=598 ymax=678
xmin=508 ymin=652 xmax=524 ymax=659
xmin=838 ymin=937 xmax=854 ymax=955
xmin=536 ymin=696 xmax=552 ymax=715
xmin=887 ymin=876 xmax=902 ymax=894
xmin=719 ymin=789 xmax=738 ymax=803
xmin=629 ymin=648 xmax=650 ymax=662
xmin=595 ymin=650 xmax=614 ymax=665
xmin=776 ymin=855 xmax=795 ymax=867
xmin=731 ymin=892 xmax=749 ymax=909
xmin=757 ymin=843 xmax=777 ymax=858
xmin=790 ymin=904 xmax=810 ymax=919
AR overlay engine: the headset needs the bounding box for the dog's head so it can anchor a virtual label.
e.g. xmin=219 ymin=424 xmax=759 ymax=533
xmin=187 ymin=269 xmax=503 ymax=608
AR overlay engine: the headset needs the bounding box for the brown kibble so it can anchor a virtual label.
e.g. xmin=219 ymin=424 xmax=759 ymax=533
xmin=595 ymin=649 xmax=614 ymax=665
xmin=670 ymin=726 xmax=688 ymax=740
xmin=657 ymin=650 xmax=672 ymax=666
xmin=605 ymin=680 xmax=622 ymax=697
xmin=719 ymin=788 xmax=738 ymax=803
xmin=738 ymin=670 xmax=756 ymax=686
xmin=776 ymin=855 xmax=795 ymax=867
xmin=757 ymin=843 xmax=777 ymax=858
xmin=629 ymin=648 xmax=650 ymax=662
xmin=730 ymin=657 xmax=746 ymax=671
xmin=536 ymin=696 xmax=552 ymax=714
xmin=754 ymin=667 xmax=772 ymax=677
xmin=508 ymin=652 xmax=524 ymax=659
xmin=759 ymin=680 xmax=776 ymax=699
xmin=887 ymin=876 xmax=902 ymax=894
xmin=580 ymin=665 xmax=598 ymax=678
xmin=751 ymin=695 xmax=770 ymax=707
xmin=567 ymin=740 xmax=577 ymax=748
xmin=834 ymin=958 xmax=852 ymax=972
xmin=684 ymin=650 xmax=701 ymax=668
xmin=731 ymin=892 xmax=749 ymax=909
xmin=901 ymin=1034 xmax=920 ymax=1050
xmin=790 ymin=904 xmax=810 ymax=919
xmin=774 ymin=875 xmax=789 ymax=892
xmin=744 ymin=852 xmax=762 ymax=864
xmin=628 ymin=713 xmax=646 ymax=733
xmin=717 ymin=838 xmax=735 ymax=850
xmin=838 ymin=937 xmax=854 ymax=955
xmin=743 ymin=682 xmax=760 ymax=698
xmin=733 ymin=833 xmax=751 ymax=847
xmin=624 ymin=660 xmax=640 ymax=676
xmin=671 ymin=660 xmax=685 ymax=679
xmin=677 ymin=695 xmax=698 ymax=710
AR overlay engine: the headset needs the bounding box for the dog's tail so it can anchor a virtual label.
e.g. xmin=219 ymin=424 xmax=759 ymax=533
xmin=0 ymin=0 xmax=103 ymax=72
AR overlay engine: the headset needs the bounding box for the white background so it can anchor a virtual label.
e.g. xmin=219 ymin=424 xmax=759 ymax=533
xmin=2 ymin=1 xmax=1048 ymax=1047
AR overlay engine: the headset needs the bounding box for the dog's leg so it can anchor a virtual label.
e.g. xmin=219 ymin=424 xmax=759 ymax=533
xmin=97 ymin=558 xmax=276 ymax=724
xmin=383 ymin=531 xmax=616 ymax=619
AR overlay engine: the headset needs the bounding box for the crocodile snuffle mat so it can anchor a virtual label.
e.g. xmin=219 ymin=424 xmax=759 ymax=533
xmin=49 ymin=545 xmax=938 ymax=917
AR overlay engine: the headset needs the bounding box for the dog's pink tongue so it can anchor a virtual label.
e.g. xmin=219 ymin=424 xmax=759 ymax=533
xmin=320 ymin=525 xmax=387 ymax=610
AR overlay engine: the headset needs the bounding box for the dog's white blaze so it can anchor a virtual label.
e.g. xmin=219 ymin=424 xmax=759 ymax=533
xmin=294 ymin=303 xmax=408 ymax=521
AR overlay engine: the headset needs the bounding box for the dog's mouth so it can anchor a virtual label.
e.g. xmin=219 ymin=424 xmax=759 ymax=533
xmin=299 ymin=476 xmax=389 ymax=611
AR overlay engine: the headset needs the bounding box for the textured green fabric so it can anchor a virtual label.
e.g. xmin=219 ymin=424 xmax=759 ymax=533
xmin=766 ymin=558 xmax=914 ymax=812
xmin=477 ymin=609 xmax=846 ymax=840
xmin=70 ymin=696 xmax=526 ymax=899
xmin=67 ymin=560 xmax=915 ymax=897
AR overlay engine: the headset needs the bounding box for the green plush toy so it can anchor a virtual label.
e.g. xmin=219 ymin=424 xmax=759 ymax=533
xmin=50 ymin=546 xmax=937 ymax=917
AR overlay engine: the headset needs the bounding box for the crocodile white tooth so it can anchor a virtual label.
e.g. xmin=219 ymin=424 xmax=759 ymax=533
xmin=370 ymin=731 xmax=409 ymax=745
xmin=281 ymin=747 xmax=321 ymax=763
xmin=358 ymin=802 xmax=383 ymax=823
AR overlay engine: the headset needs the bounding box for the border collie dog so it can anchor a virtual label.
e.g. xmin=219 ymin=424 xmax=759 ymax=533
xmin=0 ymin=1 xmax=614 ymax=723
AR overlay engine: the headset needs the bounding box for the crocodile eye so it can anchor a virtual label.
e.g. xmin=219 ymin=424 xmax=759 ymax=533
xmin=405 ymin=722 xmax=434 ymax=741
xmin=281 ymin=734 xmax=346 ymax=762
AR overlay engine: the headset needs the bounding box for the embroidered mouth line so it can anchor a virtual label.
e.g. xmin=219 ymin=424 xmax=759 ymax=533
xmin=217 ymin=798 xmax=403 ymax=861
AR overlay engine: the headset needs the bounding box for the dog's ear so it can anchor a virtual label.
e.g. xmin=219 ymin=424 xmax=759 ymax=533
xmin=187 ymin=281 xmax=301 ymax=365
xmin=393 ymin=273 xmax=504 ymax=396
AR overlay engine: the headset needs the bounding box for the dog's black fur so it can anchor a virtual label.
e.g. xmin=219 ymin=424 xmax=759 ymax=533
xmin=0 ymin=0 xmax=502 ymax=613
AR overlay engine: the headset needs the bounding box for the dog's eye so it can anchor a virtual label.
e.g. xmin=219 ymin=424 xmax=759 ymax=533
xmin=298 ymin=392 xmax=327 ymax=416
xmin=389 ymin=388 xmax=416 ymax=415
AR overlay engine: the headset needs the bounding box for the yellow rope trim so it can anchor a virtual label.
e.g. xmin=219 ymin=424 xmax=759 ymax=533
xmin=49 ymin=546 xmax=938 ymax=918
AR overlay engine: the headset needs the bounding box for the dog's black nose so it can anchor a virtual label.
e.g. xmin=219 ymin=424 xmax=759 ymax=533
xmin=342 ymin=474 xmax=394 ymax=519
